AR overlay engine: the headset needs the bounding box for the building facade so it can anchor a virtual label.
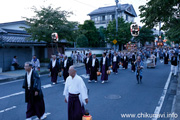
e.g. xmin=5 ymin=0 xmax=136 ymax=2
xmin=0 ymin=21 xmax=66 ymax=72
xmin=88 ymin=4 xmax=137 ymax=28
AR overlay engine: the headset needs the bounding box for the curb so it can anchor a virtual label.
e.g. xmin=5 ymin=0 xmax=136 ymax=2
xmin=170 ymin=73 xmax=180 ymax=120
xmin=0 ymin=64 xmax=85 ymax=83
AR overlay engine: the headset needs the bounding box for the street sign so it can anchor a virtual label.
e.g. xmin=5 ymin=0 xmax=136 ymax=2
xmin=113 ymin=39 xmax=117 ymax=44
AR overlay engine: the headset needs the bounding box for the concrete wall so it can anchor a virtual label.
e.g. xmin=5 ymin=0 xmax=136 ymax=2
xmin=0 ymin=47 xmax=32 ymax=71
xmin=64 ymin=48 xmax=111 ymax=57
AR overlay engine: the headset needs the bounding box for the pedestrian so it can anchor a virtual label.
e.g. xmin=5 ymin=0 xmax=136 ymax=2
xmin=134 ymin=56 xmax=144 ymax=84
xmin=88 ymin=54 xmax=99 ymax=83
xmin=122 ymin=53 xmax=129 ymax=69
xmin=22 ymin=62 xmax=46 ymax=120
xmin=164 ymin=51 xmax=169 ymax=64
xmin=62 ymin=55 xmax=71 ymax=83
xmin=112 ymin=52 xmax=119 ymax=74
xmin=171 ymin=52 xmax=179 ymax=76
xmin=48 ymin=55 xmax=60 ymax=84
xmin=63 ymin=66 xmax=88 ymax=120
xmin=31 ymin=55 xmax=40 ymax=74
xmin=84 ymin=53 xmax=90 ymax=76
xmin=100 ymin=52 xmax=109 ymax=83
xmin=12 ymin=56 xmax=19 ymax=70
xmin=131 ymin=52 xmax=136 ymax=72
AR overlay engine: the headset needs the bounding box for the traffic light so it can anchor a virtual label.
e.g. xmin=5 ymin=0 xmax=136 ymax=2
xmin=130 ymin=23 xmax=139 ymax=37
xmin=51 ymin=33 xmax=59 ymax=42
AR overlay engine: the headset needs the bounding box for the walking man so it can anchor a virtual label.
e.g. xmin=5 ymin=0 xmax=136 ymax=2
xmin=84 ymin=53 xmax=90 ymax=76
xmin=48 ymin=55 xmax=60 ymax=84
xmin=22 ymin=62 xmax=46 ymax=120
xmin=89 ymin=54 xmax=99 ymax=83
xmin=134 ymin=56 xmax=144 ymax=84
xmin=62 ymin=55 xmax=71 ymax=83
xmin=112 ymin=52 xmax=119 ymax=74
xmin=100 ymin=52 xmax=109 ymax=83
xmin=63 ymin=66 xmax=88 ymax=120
xmin=171 ymin=53 xmax=179 ymax=76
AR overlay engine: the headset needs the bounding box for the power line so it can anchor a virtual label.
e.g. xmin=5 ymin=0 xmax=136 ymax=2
xmin=71 ymin=0 xmax=97 ymax=9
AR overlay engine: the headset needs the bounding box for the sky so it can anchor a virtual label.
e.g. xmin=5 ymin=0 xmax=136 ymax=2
xmin=0 ymin=0 xmax=148 ymax=26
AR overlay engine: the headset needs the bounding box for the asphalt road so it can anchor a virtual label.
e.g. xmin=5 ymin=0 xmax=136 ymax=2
xmin=0 ymin=61 xmax=172 ymax=120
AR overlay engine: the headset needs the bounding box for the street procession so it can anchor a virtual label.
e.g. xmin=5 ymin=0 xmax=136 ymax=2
xmin=0 ymin=0 xmax=180 ymax=120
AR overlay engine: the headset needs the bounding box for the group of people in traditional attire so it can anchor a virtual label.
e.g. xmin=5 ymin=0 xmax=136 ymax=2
xmin=48 ymin=54 xmax=72 ymax=84
xmin=22 ymin=46 xmax=180 ymax=120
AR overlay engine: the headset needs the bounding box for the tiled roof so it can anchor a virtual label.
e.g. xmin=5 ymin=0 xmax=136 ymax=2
xmin=0 ymin=20 xmax=26 ymax=26
xmin=2 ymin=28 xmax=28 ymax=34
xmin=2 ymin=34 xmax=46 ymax=44
xmin=88 ymin=4 xmax=137 ymax=17
xmin=0 ymin=28 xmax=7 ymax=33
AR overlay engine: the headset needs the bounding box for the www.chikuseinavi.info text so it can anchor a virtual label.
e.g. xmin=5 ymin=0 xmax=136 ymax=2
xmin=121 ymin=112 xmax=178 ymax=119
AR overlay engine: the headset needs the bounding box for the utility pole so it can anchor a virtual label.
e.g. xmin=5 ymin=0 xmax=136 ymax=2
xmin=115 ymin=0 xmax=119 ymax=51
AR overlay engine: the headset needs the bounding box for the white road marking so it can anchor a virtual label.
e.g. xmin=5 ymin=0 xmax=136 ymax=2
xmin=42 ymin=84 xmax=52 ymax=89
xmin=33 ymin=112 xmax=51 ymax=120
xmin=0 ymin=106 xmax=16 ymax=113
xmin=152 ymin=72 xmax=172 ymax=120
xmin=0 ymin=80 xmax=64 ymax=100
xmin=0 ymin=79 xmax=24 ymax=86
xmin=81 ymin=74 xmax=89 ymax=79
xmin=0 ymin=91 xmax=25 ymax=100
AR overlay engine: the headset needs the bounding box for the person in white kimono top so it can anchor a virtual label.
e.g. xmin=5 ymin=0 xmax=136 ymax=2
xmin=63 ymin=66 xmax=88 ymax=120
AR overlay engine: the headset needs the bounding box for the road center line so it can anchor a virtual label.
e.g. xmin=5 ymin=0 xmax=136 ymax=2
xmin=0 ymin=106 xmax=17 ymax=114
xmin=152 ymin=72 xmax=172 ymax=120
xmin=0 ymin=81 xmax=64 ymax=100
xmin=0 ymin=91 xmax=25 ymax=100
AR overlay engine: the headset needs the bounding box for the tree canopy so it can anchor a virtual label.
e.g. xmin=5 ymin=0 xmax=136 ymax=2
xmin=139 ymin=0 xmax=180 ymax=42
xmin=134 ymin=26 xmax=155 ymax=46
xmin=78 ymin=20 xmax=99 ymax=47
xmin=23 ymin=6 xmax=78 ymax=43
xmin=105 ymin=17 xmax=132 ymax=45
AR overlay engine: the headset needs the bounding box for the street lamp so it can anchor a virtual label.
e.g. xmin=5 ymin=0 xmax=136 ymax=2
xmin=115 ymin=0 xmax=119 ymax=51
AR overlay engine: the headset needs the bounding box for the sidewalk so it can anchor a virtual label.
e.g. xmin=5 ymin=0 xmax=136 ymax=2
xmin=170 ymin=72 xmax=180 ymax=120
xmin=0 ymin=63 xmax=84 ymax=82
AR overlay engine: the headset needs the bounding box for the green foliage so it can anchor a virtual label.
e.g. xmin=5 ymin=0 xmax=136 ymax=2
xmin=105 ymin=17 xmax=132 ymax=45
xmin=166 ymin=40 xmax=171 ymax=46
xmin=134 ymin=26 xmax=155 ymax=46
xmin=76 ymin=34 xmax=88 ymax=47
xmin=98 ymin=26 xmax=106 ymax=47
xmin=139 ymin=0 xmax=180 ymax=42
xmin=78 ymin=20 xmax=99 ymax=47
xmin=23 ymin=6 xmax=78 ymax=42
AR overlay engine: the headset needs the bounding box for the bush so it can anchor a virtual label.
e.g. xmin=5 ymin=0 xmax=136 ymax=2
xmin=76 ymin=34 xmax=89 ymax=47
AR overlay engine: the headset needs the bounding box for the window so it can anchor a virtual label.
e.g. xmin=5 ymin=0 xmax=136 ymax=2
xmin=102 ymin=15 xmax=105 ymax=21
xmin=126 ymin=14 xmax=128 ymax=21
xmin=112 ymin=14 xmax=115 ymax=20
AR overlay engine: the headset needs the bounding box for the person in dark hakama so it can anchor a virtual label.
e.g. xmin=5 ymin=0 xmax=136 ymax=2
xmin=112 ymin=52 xmax=119 ymax=74
xmin=48 ymin=55 xmax=60 ymax=84
xmin=108 ymin=51 xmax=112 ymax=67
xmin=23 ymin=62 xmax=46 ymax=120
xmin=84 ymin=53 xmax=90 ymax=75
xmin=88 ymin=54 xmax=99 ymax=83
xmin=122 ymin=53 xmax=129 ymax=69
xmin=131 ymin=52 xmax=136 ymax=72
xmin=164 ymin=51 xmax=169 ymax=64
xmin=134 ymin=56 xmax=144 ymax=84
xmin=63 ymin=66 xmax=88 ymax=120
xmin=100 ymin=53 xmax=109 ymax=83
xmin=62 ymin=55 xmax=71 ymax=83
